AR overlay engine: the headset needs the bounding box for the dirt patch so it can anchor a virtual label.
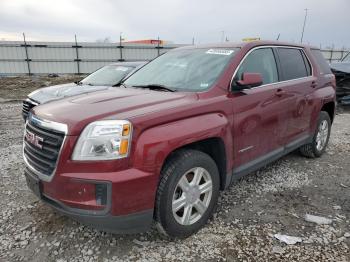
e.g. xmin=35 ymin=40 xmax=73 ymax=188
xmin=0 ymin=75 xmax=84 ymax=101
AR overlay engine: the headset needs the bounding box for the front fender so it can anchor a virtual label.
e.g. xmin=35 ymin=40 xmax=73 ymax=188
xmin=132 ymin=113 xmax=232 ymax=175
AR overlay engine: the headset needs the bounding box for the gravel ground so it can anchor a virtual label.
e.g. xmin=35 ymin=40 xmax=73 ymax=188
xmin=0 ymin=77 xmax=350 ymax=261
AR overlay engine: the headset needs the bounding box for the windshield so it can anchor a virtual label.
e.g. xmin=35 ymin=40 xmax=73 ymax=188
xmin=80 ymin=65 xmax=133 ymax=86
xmin=343 ymin=52 xmax=350 ymax=62
xmin=124 ymin=48 xmax=239 ymax=91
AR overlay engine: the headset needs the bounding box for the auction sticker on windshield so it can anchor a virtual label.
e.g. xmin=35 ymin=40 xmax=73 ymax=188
xmin=206 ymin=49 xmax=235 ymax=55
xmin=115 ymin=66 xmax=129 ymax=71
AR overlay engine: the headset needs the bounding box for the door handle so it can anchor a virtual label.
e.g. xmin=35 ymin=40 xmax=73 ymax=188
xmin=275 ymin=89 xmax=285 ymax=97
xmin=311 ymin=81 xmax=317 ymax=88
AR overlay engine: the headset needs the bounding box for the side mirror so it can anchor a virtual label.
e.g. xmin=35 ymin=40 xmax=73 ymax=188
xmin=232 ymin=72 xmax=263 ymax=91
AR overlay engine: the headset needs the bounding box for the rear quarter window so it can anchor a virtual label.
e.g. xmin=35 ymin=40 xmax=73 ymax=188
xmin=311 ymin=49 xmax=332 ymax=74
xmin=277 ymin=48 xmax=311 ymax=81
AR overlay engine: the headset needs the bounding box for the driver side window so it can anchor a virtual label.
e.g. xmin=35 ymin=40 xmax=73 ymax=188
xmin=236 ymin=48 xmax=278 ymax=85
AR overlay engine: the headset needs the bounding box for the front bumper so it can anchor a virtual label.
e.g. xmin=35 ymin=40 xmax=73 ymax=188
xmin=24 ymin=167 xmax=156 ymax=234
xmin=43 ymin=194 xmax=153 ymax=234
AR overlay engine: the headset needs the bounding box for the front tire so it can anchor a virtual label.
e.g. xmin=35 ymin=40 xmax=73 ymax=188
xmin=299 ymin=111 xmax=331 ymax=158
xmin=155 ymin=149 xmax=220 ymax=238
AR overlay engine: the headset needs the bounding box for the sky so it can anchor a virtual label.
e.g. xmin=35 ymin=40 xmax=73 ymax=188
xmin=0 ymin=0 xmax=349 ymax=48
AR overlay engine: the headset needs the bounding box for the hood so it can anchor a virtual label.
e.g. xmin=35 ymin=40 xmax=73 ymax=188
xmin=32 ymin=87 xmax=197 ymax=135
xmin=28 ymin=83 xmax=114 ymax=104
xmin=330 ymin=62 xmax=350 ymax=74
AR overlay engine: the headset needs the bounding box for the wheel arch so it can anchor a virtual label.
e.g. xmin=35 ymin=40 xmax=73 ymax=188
xmin=132 ymin=113 xmax=233 ymax=190
xmin=162 ymin=137 xmax=228 ymax=190
xmin=321 ymin=101 xmax=335 ymax=123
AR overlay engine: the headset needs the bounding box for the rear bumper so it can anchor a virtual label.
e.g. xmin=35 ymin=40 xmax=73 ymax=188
xmin=43 ymin=194 xmax=153 ymax=234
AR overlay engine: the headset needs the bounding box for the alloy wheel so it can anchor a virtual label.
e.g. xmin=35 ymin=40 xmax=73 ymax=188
xmin=172 ymin=167 xmax=213 ymax=226
xmin=316 ymin=119 xmax=329 ymax=151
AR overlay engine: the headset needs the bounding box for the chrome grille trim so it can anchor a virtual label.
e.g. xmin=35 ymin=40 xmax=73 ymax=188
xmin=23 ymin=114 xmax=68 ymax=182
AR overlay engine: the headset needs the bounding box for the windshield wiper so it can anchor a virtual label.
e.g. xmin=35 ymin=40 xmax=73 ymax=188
xmin=113 ymin=82 xmax=128 ymax=88
xmin=133 ymin=84 xmax=176 ymax=92
xmin=76 ymin=81 xmax=94 ymax=86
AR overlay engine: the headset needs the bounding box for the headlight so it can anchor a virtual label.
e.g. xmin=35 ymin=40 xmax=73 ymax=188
xmin=72 ymin=120 xmax=132 ymax=160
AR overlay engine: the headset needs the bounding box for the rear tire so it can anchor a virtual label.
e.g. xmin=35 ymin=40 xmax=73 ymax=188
xmin=299 ymin=111 xmax=331 ymax=158
xmin=155 ymin=149 xmax=220 ymax=238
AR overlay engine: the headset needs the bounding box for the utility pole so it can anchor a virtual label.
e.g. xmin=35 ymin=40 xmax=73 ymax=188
xmin=300 ymin=8 xmax=308 ymax=43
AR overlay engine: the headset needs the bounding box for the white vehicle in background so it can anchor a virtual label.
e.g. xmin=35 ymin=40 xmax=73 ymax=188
xmin=22 ymin=61 xmax=146 ymax=120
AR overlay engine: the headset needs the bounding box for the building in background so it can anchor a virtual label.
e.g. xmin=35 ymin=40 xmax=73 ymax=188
xmin=123 ymin=39 xmax=165 ymax=45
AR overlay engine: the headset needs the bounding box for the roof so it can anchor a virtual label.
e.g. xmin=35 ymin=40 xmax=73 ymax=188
xmin=173 ymin=40 xmax=318 ymax=51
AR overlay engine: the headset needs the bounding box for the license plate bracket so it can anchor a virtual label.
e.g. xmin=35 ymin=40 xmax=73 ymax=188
xmin=25 ymin=171 xmax=42 ymax=199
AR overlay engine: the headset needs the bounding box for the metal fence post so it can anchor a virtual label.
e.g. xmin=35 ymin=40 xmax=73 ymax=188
xmin=155 ymin=36 xmax=163 ymax=57
xmin=118 ymin=34 xmax=124 ymax=61
xmin=73 ymin=35 xmax=81 ymax=74
xmin=329 ymin=44 xmax=334 ymax=63
xmin=157 ymin=37 xmax=160 ymax=56
xmin=340 ymin=47 xmax=345 ymax=61
xmin=22 ymin=33 xmax=31 ymax=76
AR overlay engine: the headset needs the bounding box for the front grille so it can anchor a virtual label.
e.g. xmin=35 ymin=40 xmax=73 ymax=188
xmin=22 ymin=99 xmax=39 ymax=120
xmin=23 ymin=121 xmax=65 ymax=177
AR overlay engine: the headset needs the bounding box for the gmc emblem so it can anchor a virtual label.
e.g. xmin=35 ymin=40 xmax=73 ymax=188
xmin=25 ymin=130 xmax=43 ymax=149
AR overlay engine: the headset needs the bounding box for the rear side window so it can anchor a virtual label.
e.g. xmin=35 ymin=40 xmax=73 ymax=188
xmin=311 ymin=49 xmax=332 ymax=74
xmin=301 ymin=51 xmax=312 ymax=75
xmin=277 ymin=48 xmax=311 ymax=80
xmin=236 ymin=48 xmax=278 ymax=85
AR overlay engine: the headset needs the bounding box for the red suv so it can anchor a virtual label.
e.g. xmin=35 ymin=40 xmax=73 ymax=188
xmin=23 ymin=41 xmax=336 ymax=238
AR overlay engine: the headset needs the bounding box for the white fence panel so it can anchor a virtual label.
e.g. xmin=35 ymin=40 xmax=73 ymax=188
xmin=79 ymin=61 xmax=111 ymax=73
xmin=0 ymin=61 xmax=28 ymax=74
xmin=0 ymin=46 xmax=26 ymax=60
xmin=30 ymin=62 xmax=76 ymax=74
xmin=0 ymin=40 xmax=347 ymax=75
xmin=123 ymin=47 xmax=159 ymax=60
xmin=79 ymin=47 xmax=121 ymax=61
xmin=28 ymin=46 xmax=75 ymax=60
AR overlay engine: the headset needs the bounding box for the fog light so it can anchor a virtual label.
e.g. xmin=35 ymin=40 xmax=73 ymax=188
xmin=95 ymin=183 xmax=108 ymax=206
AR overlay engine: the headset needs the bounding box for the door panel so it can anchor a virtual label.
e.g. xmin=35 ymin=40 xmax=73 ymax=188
xmin=231 ymin=84 xmax=291 ymax=168
xmin=275 ymin=47 xmax=315 ymax=144
xmin=275 ymin=78 xmax=315 ymax=144
xmin=231 ymin=47 xmax=284 ymax=169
